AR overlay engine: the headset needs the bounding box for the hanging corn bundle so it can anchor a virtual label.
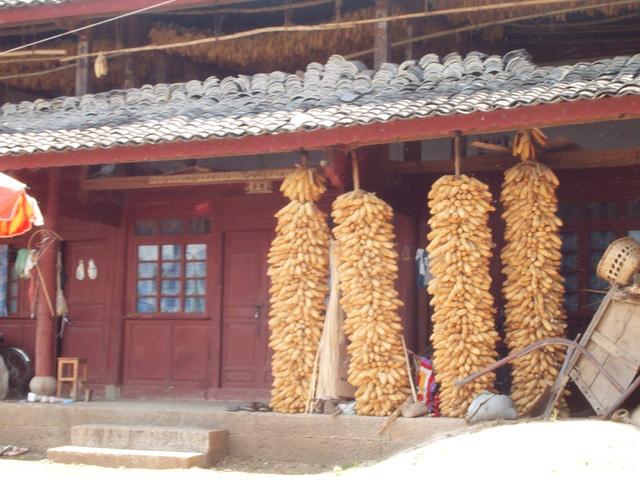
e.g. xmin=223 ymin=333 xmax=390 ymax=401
xmin=267 ymin=166 xmax=330 ymax=413
xmin=501 ymin=129 xmax=567 ymax=415
xmin=426 ymin=174 xmax=500 ymax=418
xmin=332 ymin=165 xmax=410 ymax=416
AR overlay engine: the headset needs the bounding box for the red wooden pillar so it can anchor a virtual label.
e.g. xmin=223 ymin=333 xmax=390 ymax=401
xmin=29 ymin=168 xmax=60 ymax=395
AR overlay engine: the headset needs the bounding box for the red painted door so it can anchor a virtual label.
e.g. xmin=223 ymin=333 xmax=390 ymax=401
xmin=60 ymin=239 xmax=110 ymax=385
xmin=220 ymin=231 xmax=272 ymax=389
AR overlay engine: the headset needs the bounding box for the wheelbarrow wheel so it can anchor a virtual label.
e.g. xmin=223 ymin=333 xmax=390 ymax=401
xmin=0 ymin=346 xmax=33 ymax=398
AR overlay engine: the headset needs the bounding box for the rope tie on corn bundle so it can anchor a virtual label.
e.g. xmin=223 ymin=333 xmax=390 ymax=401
xmin=267 ymin=159 xmax=330 ymax=413
xmin=331 ymin=151 xmax=410 ymax=416
xmin=501 ymin=128 xmax=568 ymax=416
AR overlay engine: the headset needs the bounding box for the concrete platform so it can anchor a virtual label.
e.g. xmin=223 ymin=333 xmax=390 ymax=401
xmin=47 ymin=446 xmax=207 ymax=469
xmin=0 ymin=401 xmax=465 ymax=465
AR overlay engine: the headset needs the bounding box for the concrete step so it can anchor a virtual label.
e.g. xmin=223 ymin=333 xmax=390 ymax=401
xmin=70 ymin=424 xmax=227 ymax=465
xmin=47 ymin=446 xmax=208 ymax=469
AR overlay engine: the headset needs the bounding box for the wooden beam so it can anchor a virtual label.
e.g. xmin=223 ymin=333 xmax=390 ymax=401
xmin=74 ymin=31 xmax=90 ymax=96
xmin=81 ymin=168 xmax=297 ymax=190
xmin=386 ymin=147 xmax=640 ymax=174
xmin=373 ymin=0 xmax=390 ymax=69
xmin=1 ymin=95 xmax=639 ymax=170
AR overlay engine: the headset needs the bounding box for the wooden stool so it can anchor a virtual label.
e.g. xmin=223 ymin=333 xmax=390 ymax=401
xmin=56 ymin=357 xmax=88 ymax=400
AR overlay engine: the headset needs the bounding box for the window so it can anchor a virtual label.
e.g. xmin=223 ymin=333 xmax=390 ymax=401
xmin=136 ymin=243 xmax=207 ymax=314
xmin=1 ymin=246 xmax=20 ymax=317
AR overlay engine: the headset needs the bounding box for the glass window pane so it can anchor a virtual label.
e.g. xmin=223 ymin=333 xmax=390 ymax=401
xmin=625 ymin=200 xmax=640 ymax=219
xmin=160 ymin=219 xmax=184 ymax=235
xmin=160 ymin=297 xmax=180 ymax=313
xmin=161 ymin=279 xmax=181 ymax=295
xmin=589 ymin=251 xmax=604 ymax=272
xmin=161 ymin=244 xmax=181 ymax=260
xmin=185 ymin=279 xmax=205 ymax=295
xmin=563 ymin=274 xmax=578 ymax=293
xmin=561 ymin=232 xmax=578 ymax=253
xmin=561 ymin=254 xmax=577 ymax=274
xmin=188 ymin=218 xmax=211 ymax=234
xmin=589 ymin=273 xmax=609 ymax=290
xmin=589 ymin=231 xmax=616 ymax=250
xmin=186 ymin=262 xmax=206 ymax=278
xmin=564 ymin=293 xmax=578 ymax=312
xmin=137 ymin=262 xmax=158 ymax=279
xmin=186 ymin=244 xmax=207 ymax=260
xmin=9 ymin=298 xmax=17 ymax=314
xmin=587 ymin=292 xmax=605 ymax=311
xmin=558 ymin=203 xmax=580 ymax=223
xmin=137 ymin=297 xmax=156 ymax=313
xmin=161 ymin=262 xmax=181 ymax=278
xmin=185 ymin=297 xmax=205 ymax=313
xmin=587 ymin=202 xmax=617 ymax=220
xmin=135 ymin=220 xmax=158 ymax=236
xmin=138 ymin=245 xmax=158 ymax=261
xmin=137 ymin=280 xmax=157 ymax=295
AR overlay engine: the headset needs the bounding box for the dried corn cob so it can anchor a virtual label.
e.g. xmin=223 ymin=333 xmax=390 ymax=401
xmin=267 ymin=167 xmax=330 ymax=413
xmin=501 ymin=159 xmax=567 ymax=415
xmin=426 ymin=174 xmax=500 ymax=418
xmin=332 ymin=190 xmax=410 ymax=416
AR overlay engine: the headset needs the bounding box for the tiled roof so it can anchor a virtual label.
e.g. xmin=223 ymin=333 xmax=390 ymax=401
xmin=1 ymin=49 xmax=639 ymax=156
xmin=0 ymin=0 xmax=69 ymax=8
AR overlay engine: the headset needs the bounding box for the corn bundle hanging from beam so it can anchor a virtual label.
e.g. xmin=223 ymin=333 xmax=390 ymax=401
xmin=267 ymin=166 xmax=330 ymax=413
xmin=426 ymin=174 xmax=500 ymax=418
xmin=501 ymin=130 xmax=567 ymax=415
xmin=332 ymin=189 xmax=410 ymax=416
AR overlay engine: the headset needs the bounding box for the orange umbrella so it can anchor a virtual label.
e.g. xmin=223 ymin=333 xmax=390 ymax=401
xmin=0 ymin=173 xmax=44 ymax=238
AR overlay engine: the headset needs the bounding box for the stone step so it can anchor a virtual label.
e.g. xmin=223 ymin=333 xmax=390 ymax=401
xmin=48 ymin=446 xmax=208 ymax=469
xmin=71 ymin=424 xmax=227 ymax=465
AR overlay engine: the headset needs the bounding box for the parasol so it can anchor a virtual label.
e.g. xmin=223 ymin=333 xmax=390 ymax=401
xmin=0 ymin=172 xmax=44 ymax=238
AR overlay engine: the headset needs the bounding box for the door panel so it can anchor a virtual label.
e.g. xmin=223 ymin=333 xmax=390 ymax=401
xmin=61 ymin=239 xmax=111 ymax=384
xmin=221 ymin=231 xmax=271 ymax=389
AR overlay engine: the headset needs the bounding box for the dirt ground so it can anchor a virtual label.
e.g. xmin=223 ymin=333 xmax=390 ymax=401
xmin=1 ymin=420 xmax=638 ymax=478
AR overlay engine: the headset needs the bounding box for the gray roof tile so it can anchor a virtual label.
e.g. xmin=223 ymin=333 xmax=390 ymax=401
xmin=0 ymin=0 xmax=68 ymax=8
xmin=0 ymin=49 xmax=639 ymax=156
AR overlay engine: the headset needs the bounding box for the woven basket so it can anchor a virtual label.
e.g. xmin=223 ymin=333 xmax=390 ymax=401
xmin=596 ymin=237 xmax=640 ymax=287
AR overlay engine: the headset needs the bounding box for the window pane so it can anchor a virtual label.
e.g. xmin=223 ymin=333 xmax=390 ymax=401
xmin=137 ymin=262 xmax=158 ymax=279
xmin=162 ymin=244 xmax=181 ymax=260
xmin=161 ymin=280 xmax=181 ymax=295
xmin=9 ymin=281 xmax=18 ymax=297
xmin=137 ymin=297 xmax=156 ymax=313
xmin=160 ymin=297 xmax=180 ymax=313
xmin=560 ymin=232 xmax=578 ymax=253
xmin=137 ymin=280 xmax=157 ymax=295
xmin=160 ymin=219 xmax=184 ymax=235
xmin=564 ymin=293 xmax=578 ymax=312
xmin=589 ymin=273 xmax=609 ymax=290
xmin=186 ymin=262 xmax=206 ymax=278
xmin=189 ymin=218 xmax=211 ymax=234
xmin=625 ymin=200 xmax=640 ymax=219
xmin=628 ymin=230 xmax=640 ymax=243
xmin=138 ymin=245 xmax=158 ymax=261
xmin=587 ymin=292 xmax=605 ymax=311
xmin=135 ymin=220 xmax=158 ymax=236
xmin=558 ymin=203 xmax=580 ymax=223
xmin=589 ymin=231 xmax=616 ymax=250
xmin=185 ymin=297 xmax=205 ymax=313
xmin=186 ymin=244 xmax=206 ymax=260
xmin=587 ymin=202 xmax=617 ymax=220
xmin=9 ymin=298 xmax=17 ymax=314
xmin=564 ymin=273 xmax=578 ymax=293
xmin=185 ymin=279 xmax=205 ymax=295
xmin=161 ymin=262 xmax=181 ymax=278
xmin=589 ymin=251 xmax=604 ymax=271
xmin=560 ymin=254 xmax=577 ymax=274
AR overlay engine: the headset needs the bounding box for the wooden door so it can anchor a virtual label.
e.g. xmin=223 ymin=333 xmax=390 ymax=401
xmin=60 ymin=238 xmax=111 ymax=385
xmin=220 ymin=231 xmax=272 ymax=388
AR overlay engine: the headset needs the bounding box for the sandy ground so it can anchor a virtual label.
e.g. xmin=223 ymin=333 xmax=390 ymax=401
xmin=1 ymin=420 xmax=638 ymax=479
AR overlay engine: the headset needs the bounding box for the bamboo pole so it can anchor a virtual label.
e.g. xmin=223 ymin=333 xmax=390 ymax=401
xmin=351 ymin=152 xmax=360 ymax=190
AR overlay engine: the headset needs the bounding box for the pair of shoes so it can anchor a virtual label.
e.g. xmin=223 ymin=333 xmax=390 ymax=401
xmin=226 ymin=402 xmax=272 ymax=413
xmin=0 ymin=445 xmax=28 ymax=457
